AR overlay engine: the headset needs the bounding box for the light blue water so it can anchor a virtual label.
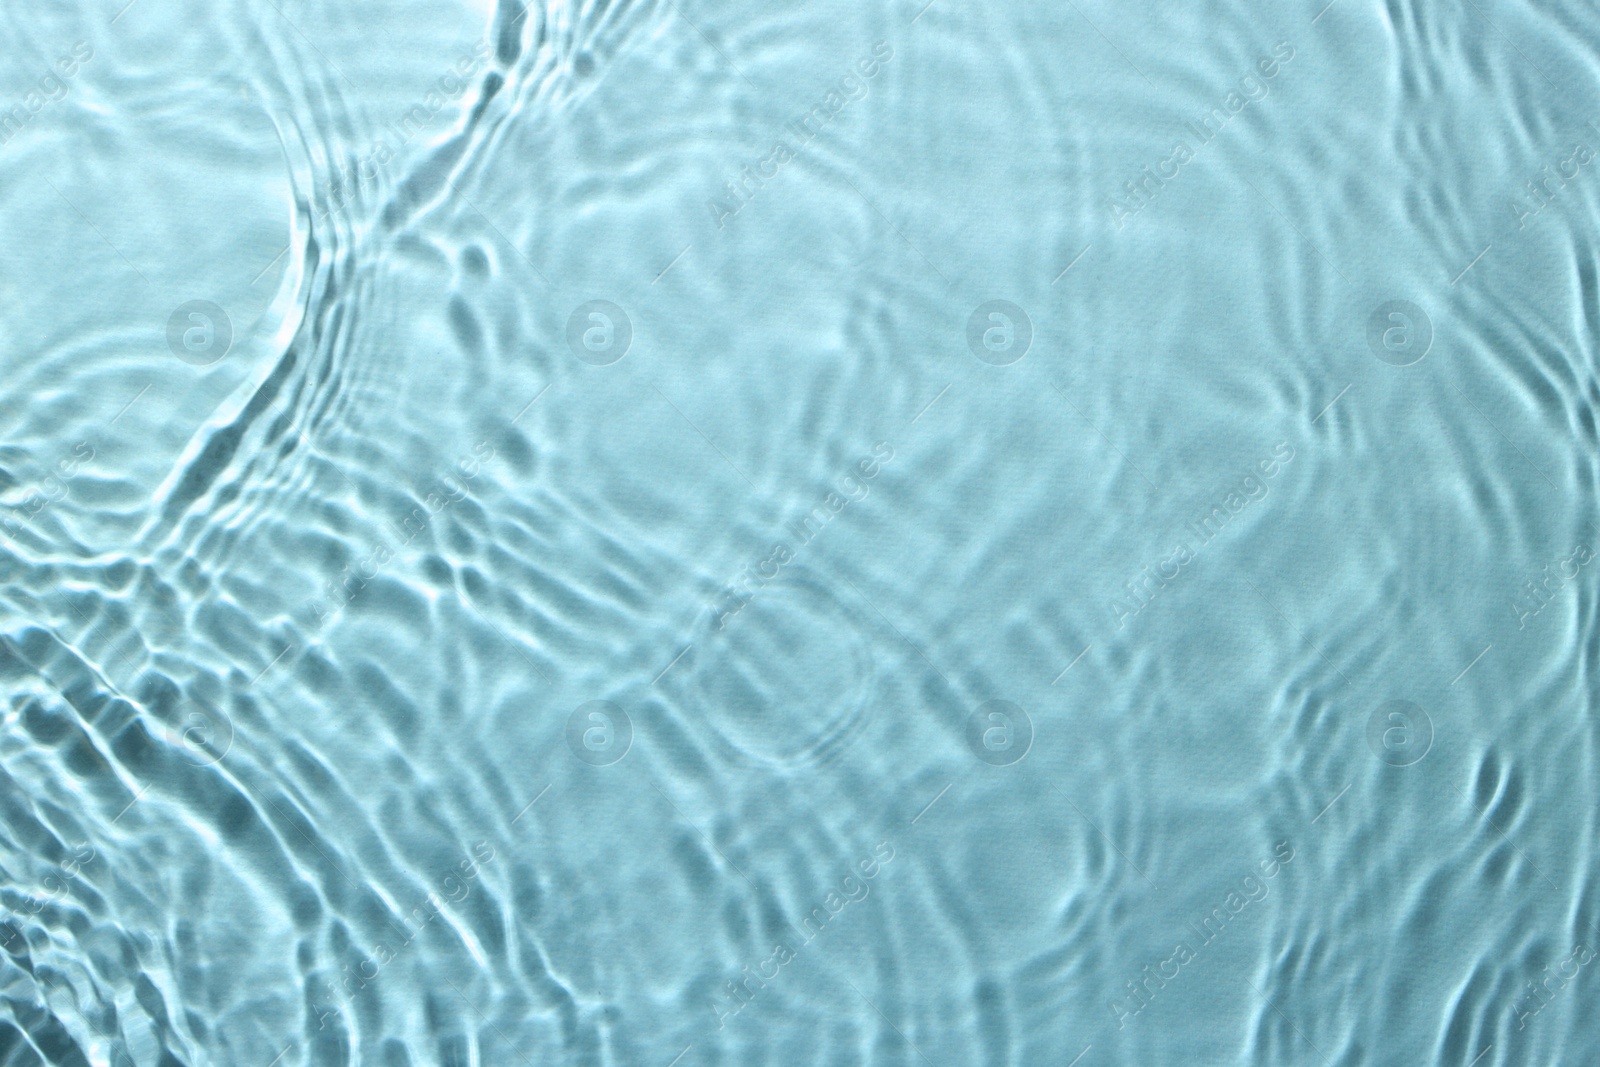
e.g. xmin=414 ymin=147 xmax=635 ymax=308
xmin=2 ymin=0 xmax=1599 ymax=1064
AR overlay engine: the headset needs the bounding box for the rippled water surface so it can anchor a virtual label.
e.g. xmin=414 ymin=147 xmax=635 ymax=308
xmin=3 ymin=0 xmax=1600 ymax=1064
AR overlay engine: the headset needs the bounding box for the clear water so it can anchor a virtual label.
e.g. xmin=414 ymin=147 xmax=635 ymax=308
xmin=2 ymin=0 xmax=1598 ymax=1064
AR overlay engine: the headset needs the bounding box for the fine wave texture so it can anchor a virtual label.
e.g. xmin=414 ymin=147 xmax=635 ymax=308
xmin=2 ymin=0 xmax=1599 ymax=1064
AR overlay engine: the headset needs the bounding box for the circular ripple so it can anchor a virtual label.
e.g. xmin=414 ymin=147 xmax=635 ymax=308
xmin=684 ymin=569 xmax=873 ymax=768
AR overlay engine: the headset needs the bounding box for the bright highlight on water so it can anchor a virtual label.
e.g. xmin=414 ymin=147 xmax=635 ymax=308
xmin=1 ymin=0 xmax=1597 ymax=1064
